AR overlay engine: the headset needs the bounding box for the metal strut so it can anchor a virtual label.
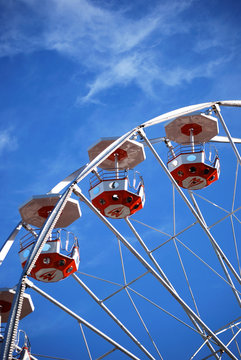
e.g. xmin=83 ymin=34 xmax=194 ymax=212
xmin=73 ymin=185 xmax=238 ymax=360
xmin=138 ymin=128 xmax=241 ymax=290
xmin=25 ymin=279 xmax=141 ymax=360
xmin=72 ymin=273 xmax=155 ymax=360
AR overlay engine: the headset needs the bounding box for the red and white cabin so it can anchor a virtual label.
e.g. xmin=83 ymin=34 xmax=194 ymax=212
xmin=89 ymin=169 xmax=145 ymax=219
xmin=167 ymin=144 xmax=220 ymax=189
xmin=165 ymin=113 xmax=220 ymax=190
xmin=19 ymin=229 xmax=80 ymax=282
xmin=88 ymin=137 xmax=146 ymax=219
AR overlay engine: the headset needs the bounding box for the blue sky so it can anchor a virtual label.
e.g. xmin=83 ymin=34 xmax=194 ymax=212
xmin=0 ymin=0 xmax=241 ymax=359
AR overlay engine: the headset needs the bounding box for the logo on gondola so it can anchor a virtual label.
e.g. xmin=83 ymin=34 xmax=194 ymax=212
xmin=187 ymin=177 xmax=205 ymax=188
xmin=107 ymin=206 xmax=125 ymax=218
xmin=39 ymin=269 xmax=57 ymax=281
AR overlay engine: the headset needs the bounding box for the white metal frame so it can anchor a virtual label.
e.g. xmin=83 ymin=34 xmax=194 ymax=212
xmin=1 ymin=100 xmax=241 ymax=359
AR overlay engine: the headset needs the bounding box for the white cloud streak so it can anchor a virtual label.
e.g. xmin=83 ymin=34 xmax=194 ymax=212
xmin=0 ymin=127 xmax=18 ymax=156
xmin=0 ymin=0 xmax=236 ymax=102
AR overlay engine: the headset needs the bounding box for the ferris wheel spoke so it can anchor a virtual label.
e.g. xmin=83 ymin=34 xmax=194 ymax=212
xmin=190 ymin=193 xmax=241 ymax=225
xmin=78 ymin=323 xmax=93 ymax=360
xmin=0 ymin=221 xmax=22 ymax=266
xmin=189 ymin=192 xmax=241 ymax=228
xmin=190 ymin=336 xmax=222 ymax=360
xmin=230 ymin=216 xmax=241 ymax=277
xmin=128 ymin=287 xmax=202 ymax=336
xmin=76 ymin=271 xmax=123 ymax=287
xmin=126 ymin=202 xmax=211 ymax=350
xmin=96 ymin=347 xmax=118 ymax=360
xmin=25 ymin=279 xmax=141 ymax=360
xmin=175 ymin=238 xmax=241 ymax=296
xmin=230 ymin=327 xmax=241 ymax=358
xmin=128 ymin=284 xmax=219 ymax=359
xmin=118 ymin=239 xmax=127 ymax=285
xmin=173 ymin=187 xmax=201 ymax=316
xmin=192 ymin=193 xmax=241 ymax=226
xmin=125 ymin=217 xmax=176 ymax=292
xmin=130 ymin=218 xmax=198 ymax=253
xmin=232 ymin=160 xmax=239 ymax=211
xmin=208 ymin=206 xmax=241 ymax=229
xmin=225 ymin=327 xmax=241 ymax=349
xmin=214 ymin=318 xmax=241 ymax=335
xmin=172 ymin=237 xmax=201 ymax=316
xmin=130 ymin=219 xmax=170 ymax=237
xmin=188 ymin=192 xmax=241 ymax=306
xmin=192 ymin=347 xmax=223 ymax=360
xmin=101 ymin=271 xmax=150 ymax=303
xmin=124 ymin=288 xmax=164 ymax=360
xmin=72 ymin=273 xmax=156 ymax=360
xmin=122 ymin=224 xmax=220 ymax=359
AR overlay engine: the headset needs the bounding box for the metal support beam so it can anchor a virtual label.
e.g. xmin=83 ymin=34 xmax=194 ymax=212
xmin=72 ymin=273 xmax=155 ymax=360
xmin=213 ymin=104 xmax=241 ymax=166
xmin=25 ymin=279 xmax=141 ymax=360
xmin=125 ymin=214 xmax=218 ymax=359
xmin=96 ymin=347 xmax=117 ymax=360
xmin=73 ymin=185 xmax=238 ymax=360
xmin=125 ymin=218 xmax=176 ymax=292
xmin=138 ymin=128 xmax=241 ymax=289
xmin=188 ymin=191 xmax=241 ymax=306
xmin=0 ymin=222 xmax=22 ymax=266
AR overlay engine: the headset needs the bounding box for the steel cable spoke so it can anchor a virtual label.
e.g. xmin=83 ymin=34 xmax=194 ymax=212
xmin=176 ymin=238 xmax=241 ymax=296
xmin=173 ymin=186 xmax=200 ymax=316
xmin=125 ymin=288 xmax=164 ymax=360
xmin=79 ymin=323 xmax=92 ymax=360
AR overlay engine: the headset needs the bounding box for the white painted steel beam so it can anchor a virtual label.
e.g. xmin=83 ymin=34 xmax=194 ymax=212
xmin=0 ymin=222 xmax=22 ymax=266
xmin=72 ymin=273 xmax=155 ymax=360
xmin=125 ymin=217 xmax=219 ymax=359
xmin=141 ymin=102 xmax=215 ymax=128
xmin=49 ymin=164 xmax=88 ymax=194
xmin=25 ymin=279 xmax=141 ymax=360
xmin=211 ymin=135 xmax=241 ymax=144
xmin=125 ymin=217 xmax=176 ymax=292
xmin=188 ymin=191 xmax=241 ymax=306
xmin=217 ymin=100 xmax=241 ymax=107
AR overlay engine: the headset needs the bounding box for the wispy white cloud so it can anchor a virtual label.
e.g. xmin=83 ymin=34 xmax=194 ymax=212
xmin=0 ymin=127 xmax=18 ymax=156
xmin=0 ymin=0 xmax=237 ymax=103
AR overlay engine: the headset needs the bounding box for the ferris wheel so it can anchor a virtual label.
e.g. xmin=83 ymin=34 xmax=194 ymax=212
xmin=0 ymin=100 xmax=241 ymax=359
